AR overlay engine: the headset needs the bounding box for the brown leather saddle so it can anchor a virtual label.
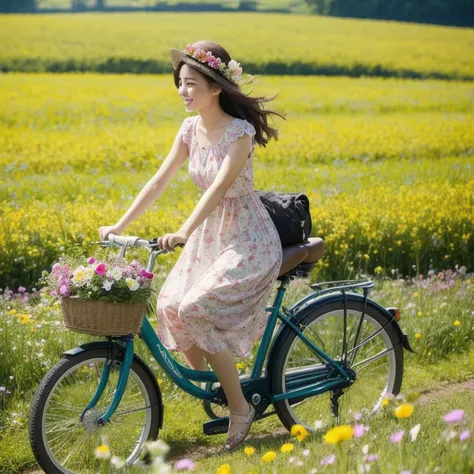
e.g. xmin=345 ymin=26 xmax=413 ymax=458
xmin=277 ymin=237 xmax=324 ymax=281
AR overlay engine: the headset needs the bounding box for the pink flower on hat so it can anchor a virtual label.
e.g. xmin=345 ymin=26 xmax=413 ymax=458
xmin=183 ymin=44 xmax=243 ymax=82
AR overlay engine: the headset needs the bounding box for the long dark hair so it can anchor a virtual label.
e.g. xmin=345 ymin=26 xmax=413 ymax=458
xmin=172 ymin=40 xmax=286 ymax=148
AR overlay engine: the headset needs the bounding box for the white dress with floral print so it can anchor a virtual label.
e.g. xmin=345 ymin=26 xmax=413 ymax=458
xmin=156 ymin=115 xmax=283 ymax=358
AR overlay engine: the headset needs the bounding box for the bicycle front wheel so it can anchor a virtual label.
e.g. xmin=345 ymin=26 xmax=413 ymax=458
xmin=29 ymin=348 xmax=161 ymax=474
xmin=271 ymin=299 xmax=403 ymax=432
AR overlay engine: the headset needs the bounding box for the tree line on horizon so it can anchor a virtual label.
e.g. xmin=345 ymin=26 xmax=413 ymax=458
xmin=0 ymin=0 xmax=472 ymax=27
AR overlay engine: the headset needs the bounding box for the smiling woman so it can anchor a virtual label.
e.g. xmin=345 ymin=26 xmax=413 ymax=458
xmin=95 ymin=39 xmax=288 ymax=452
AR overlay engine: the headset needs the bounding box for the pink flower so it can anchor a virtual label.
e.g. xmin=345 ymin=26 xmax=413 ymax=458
xmin=87 ymin=257 xmax=96 ymax=264
xmin=354 ymin=424 xmax=366 ymax=438
xmin=59 ymin=284 xmax=69 ymax=296
xmin=443 ymin=409 xmax=464 ymax=424
xmin=320 ymin=454 xmax=336 ymax=465
xmin=175 ymin=458 xmax=195 ymax=470
xmin=95 ymin=263 xmax=106 ymax=275
xmin=459 ymin=430 xmax=471 ymax=441
xmin=390 ymin=430 xmax=405 ymax=443
xmin=139 ymin=269 xmax=154 ymax=279
xmin=364 ymin=454 xmax=378 ymax=462
xmin=52 ymin=263 xmax=62 ymax=272
xmin=18 ymin=286 xmax=26 ymax=293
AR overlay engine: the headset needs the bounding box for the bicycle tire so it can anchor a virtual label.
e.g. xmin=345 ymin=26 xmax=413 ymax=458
xmin=29 ymin=348 xmax=161 ymax=474
xmin=270 ymin=299 xmax=404 ymax=432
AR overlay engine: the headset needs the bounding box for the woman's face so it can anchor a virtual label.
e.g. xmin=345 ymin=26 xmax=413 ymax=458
xmin=178 ymin=64 xmax=221 ymax=111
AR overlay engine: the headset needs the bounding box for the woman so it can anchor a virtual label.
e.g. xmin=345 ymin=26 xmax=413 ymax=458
xmin=99 ymin=40 xmax=285 ymax=451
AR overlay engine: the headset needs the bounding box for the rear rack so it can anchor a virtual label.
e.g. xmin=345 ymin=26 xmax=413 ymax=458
xmin=310 ymin=278 xmax=375 ymax=296
xmin=287 ymin=278 xmax=374 ymax=315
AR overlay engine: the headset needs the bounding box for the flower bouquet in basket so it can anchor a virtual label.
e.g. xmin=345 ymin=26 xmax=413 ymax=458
xmin=40 ymin=253 xmax=156 ymax=336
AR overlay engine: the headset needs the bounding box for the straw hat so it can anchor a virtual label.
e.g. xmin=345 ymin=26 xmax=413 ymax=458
xmin=169 ymin=45 xmax=255 ymax=90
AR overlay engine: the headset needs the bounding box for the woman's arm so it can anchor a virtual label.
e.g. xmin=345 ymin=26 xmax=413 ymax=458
xmin=178 ymin=133 xmax=252 ymax=238
xmin=115 ymin=124 xmax=189 ymax=230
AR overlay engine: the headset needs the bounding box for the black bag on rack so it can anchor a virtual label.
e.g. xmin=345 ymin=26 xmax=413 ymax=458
xmin=255 ymin=190 xmax=312 ymax=248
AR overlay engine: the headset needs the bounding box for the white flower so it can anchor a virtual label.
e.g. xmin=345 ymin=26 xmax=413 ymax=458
xmin=228 ymin=59 xmax=243 ymax=78
xmin=102 ymin=279 xmax=113 ymax=291
xmin=111 ymin=456 xmax=125 ymax=468
xmin=84 ymin=266 xmax=95 ymax=280
xmin=410 ymin=423 xmax=421 ymax=442
xmin=125 ymin=278 xmax=139 ymax=291
xmin=72 ymin=266 xmax=89 ymax=287
xmin=109 ymin=267 xmax=123 ymax=281
xmin=146 ymin=439 xmax=170 ymax=458
xmin=314 ymin=419 xmax=326 ymax=430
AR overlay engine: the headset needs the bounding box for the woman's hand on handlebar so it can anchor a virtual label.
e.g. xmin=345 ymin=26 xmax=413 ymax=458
xmin=98 ymin=224 xmax=124 ymax=242
xmin=158 ymin=232 xmax=188 ymax=252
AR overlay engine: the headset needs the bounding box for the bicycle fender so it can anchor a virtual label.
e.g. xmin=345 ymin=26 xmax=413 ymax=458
xmin=267 ymin=292 xmax=414 ymax=373
xmin=63 ymin=340 xmax=164 ymax=429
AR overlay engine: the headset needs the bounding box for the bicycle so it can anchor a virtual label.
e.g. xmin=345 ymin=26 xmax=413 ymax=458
xmin=29 ymin=233 xmax=414 ymax=474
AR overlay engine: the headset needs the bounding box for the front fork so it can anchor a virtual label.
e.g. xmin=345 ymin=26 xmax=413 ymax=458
xmin=79 ymin=335 xmax=135 ymax=426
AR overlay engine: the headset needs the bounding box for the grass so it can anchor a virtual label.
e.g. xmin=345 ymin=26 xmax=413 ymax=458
xmin=0 ymin=277 xmax=473 ymax=473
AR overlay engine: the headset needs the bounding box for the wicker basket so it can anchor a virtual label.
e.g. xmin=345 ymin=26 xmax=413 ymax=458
xmin=60 ymin=297 xmax=147 ymax=336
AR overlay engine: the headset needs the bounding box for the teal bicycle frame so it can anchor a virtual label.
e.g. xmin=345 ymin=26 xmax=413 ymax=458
xmin=72 ymin=237 xmax=386 ymax=429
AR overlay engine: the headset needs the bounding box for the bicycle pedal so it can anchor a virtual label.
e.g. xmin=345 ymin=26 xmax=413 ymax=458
xmin=203 ymin=416 xmax=230 ymax=435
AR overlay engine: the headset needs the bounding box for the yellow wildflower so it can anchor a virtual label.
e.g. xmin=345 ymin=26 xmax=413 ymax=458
xmin=19 ymin=314 xmax=31 ymax=324
xmin=290 ymin=424 xmax=308 ymax=442
xmin=323 ymin=425 xmax=354 ymax=444
xmin=280 ymin=443 xmax=294 ymax=453
xmin=415 ymin=333 xmax=421 ymax=339
xmin=382 ymin=398 xmax=389 ymax=407
xmin=454 ymin=320 xmax=461 ymax=327
xmin=236 ymin=362 xmax=246 ymax=370
xmin=395 ymin=404 xmax=414 ymax=418
xmin=217 ymin=464 xmax=231 ymax=474
xmin=244 ymin=446 xmax=255 ymax=456
xmin=261 ymin=451 xmax=277 ymax=463
xmin=94 ymin=444 xmax=111 ymax=460
xmin=417 ymin=311 xmax=423 ymax=317
xmin=7 ymin=309 xmax=17 ymax=315
xmin=413 ymin=292 xmax=419 ymax=297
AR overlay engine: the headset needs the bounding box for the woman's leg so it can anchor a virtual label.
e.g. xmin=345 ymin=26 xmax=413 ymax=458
xmin=205 ymin=347 xmax=250 ymax=414
xmin=182 ymin=344 xmax=209 ymax=371
xmin=183 ymin=344 xmax=254 ymax=448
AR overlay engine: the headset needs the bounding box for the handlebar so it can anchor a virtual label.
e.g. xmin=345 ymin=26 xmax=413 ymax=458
xmin=91 ymin=233 xmax=185 ymax=253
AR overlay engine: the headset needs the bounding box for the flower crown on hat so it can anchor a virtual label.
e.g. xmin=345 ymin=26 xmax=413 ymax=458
xmin=184 ymin=44 xmax=244 ymax=83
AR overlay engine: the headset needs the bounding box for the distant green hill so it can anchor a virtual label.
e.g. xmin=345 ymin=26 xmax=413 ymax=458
xmin=38 ymin=0 xmax=311 ymax=14
xmin=1 ymin=12 xmax=473 ymax=79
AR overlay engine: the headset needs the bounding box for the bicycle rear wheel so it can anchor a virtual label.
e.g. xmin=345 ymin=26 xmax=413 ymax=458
xmin=271 ymin=299 xmax=403 ymax=432
xmin=29 ymin=348 xmax=161 ymax=474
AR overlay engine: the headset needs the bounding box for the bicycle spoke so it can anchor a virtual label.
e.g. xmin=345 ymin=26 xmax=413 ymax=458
xmin=352 ymin=347 xmax=393 ymax=372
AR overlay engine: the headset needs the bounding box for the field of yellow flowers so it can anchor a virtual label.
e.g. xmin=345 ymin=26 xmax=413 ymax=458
xmin=1 ymin=13 xmax=473 ymax=79
xmin=1 ymin=73 xmax=473 ymax=290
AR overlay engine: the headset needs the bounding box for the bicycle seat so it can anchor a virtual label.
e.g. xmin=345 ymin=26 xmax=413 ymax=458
xmin=277 ymin=237 xmax=324 ymax=280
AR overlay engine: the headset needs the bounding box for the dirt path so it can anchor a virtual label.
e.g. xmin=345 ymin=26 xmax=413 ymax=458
xmin=417 ymin=379 xmax=474 ymax=407
xmin=25 ymin=378 xmax=474 ymax=473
